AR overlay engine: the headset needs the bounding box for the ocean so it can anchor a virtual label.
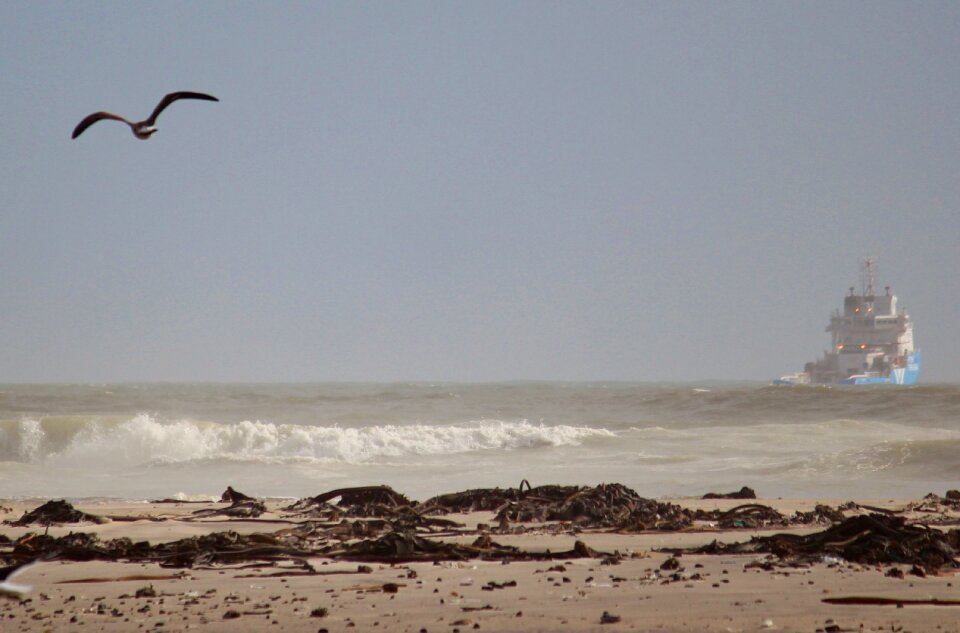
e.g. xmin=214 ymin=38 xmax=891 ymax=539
xmin=1 ymin=382 xmax=958 ymax=502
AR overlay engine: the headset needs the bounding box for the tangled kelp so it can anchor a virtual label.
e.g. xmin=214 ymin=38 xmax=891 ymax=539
xmin=702 ymin=486 xmax=757 ymax=500
xmin=7 ymin=484 xmax=958 ymax=573
xmin=693 ymin=504 xmax=787 ymax=529
xmin=8 ymin=530 xmax=313 ymax=568
xmin=190 ymin=492 xmax=267 ymax=520
xmin=420 ymin=485 xmax=530 ymax=514
xmin=283 ymin=482 xmax=693 ymax=532
xmin=694 ymin=514 xmax=960 ymax=572
xmin=493 ymin=483 xmax=693 ymax=531
xmin=3 ymin=526 xmax=612 ymax=569
xmin=319 ymin=531 xmax=611 ymax=564
xmin=284 ymin=485 xmax=414 ymax=519
xmin=7 ymin=500 xmax=107 ymax=527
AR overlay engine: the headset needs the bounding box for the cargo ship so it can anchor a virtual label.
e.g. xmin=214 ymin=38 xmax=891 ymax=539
xmin=774 ymin=258 xmax=920 ymax=385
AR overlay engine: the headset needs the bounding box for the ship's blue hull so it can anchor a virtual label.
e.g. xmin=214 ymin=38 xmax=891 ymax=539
xmin=773 ymin=350 xmax=921 ymax=386
xmin=837 ymin=350 xmax=921 ymax=385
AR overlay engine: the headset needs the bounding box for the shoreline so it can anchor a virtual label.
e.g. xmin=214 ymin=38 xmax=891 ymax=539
xmin=3 ymin=486 xmax=960 ymax=632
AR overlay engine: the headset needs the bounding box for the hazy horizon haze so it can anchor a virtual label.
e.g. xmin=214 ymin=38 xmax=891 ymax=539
xmin=2 ymin=2 xmax=958 ymax=383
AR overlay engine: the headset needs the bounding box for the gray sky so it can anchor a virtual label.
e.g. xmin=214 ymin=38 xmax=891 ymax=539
xmin=2 ymin=2 xmax=958 ymax=383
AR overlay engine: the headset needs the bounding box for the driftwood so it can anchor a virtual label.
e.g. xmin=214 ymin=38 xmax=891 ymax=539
xmin=823 ymin=596 xmax=960 ymax=607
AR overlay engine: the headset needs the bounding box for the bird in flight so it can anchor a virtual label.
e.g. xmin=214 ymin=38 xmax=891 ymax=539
xmin=0 ymin=557 xmax=47 ymax=600
xmin=72 ymin=91 xmax=219 ymax=140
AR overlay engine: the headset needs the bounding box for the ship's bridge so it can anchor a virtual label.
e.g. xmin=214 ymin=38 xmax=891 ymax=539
xmin=842 ymin=287 xmax=897 ymax=318
xmin=829 ymin=286 xmax=913 ymax=358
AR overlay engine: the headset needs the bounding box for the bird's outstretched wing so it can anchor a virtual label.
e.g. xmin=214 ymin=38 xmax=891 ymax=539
xmin=145 ymin=91 xmax=219 ymax=125
xmin=0 ymin=559 xmax=41 ymax=600
xmin=71 ymin=112 xmax=131 ymax=139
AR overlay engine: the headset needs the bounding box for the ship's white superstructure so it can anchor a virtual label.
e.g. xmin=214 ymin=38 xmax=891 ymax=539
xmin=775 ymin=258 xmax=920 ymax=385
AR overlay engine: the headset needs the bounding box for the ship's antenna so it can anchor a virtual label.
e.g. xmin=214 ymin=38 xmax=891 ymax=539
xmin=863 ymin=256 xmax=876 ymax=297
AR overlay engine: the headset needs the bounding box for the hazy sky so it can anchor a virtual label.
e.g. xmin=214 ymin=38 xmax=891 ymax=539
xmin=2 ymin=2 xmax=958 ymax=383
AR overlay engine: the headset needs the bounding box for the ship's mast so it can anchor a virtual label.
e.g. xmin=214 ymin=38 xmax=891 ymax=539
xmin=862 ymin=256 xmax=876 ymax=297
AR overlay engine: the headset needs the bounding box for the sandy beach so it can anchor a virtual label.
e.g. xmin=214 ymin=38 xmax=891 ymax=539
xmin=3 ymin=488 xmax=960 ymax=633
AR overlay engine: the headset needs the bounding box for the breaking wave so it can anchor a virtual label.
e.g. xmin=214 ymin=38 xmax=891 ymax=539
xmin=0 ymin=414 xmax=615 ymax=468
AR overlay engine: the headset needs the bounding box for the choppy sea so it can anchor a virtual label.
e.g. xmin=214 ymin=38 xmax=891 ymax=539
xmin=1 ymin=383 xmax=958 ymax=502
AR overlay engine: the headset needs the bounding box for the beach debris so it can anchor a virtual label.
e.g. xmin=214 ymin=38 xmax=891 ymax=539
xmin=600 ymin=610 xmax=621 ymax=624
xmin=820 ymin=619 xmax=844 ymax=633
xmin=7 ymin=529 xmax=313 ymax=568
xmin=151 ymin=530 xmax=312 ymax=567
xmin=14 ymin=484 xmax=960 ymax=580
xmin=791 ymin=504 xmax=846 ymax=526
xmin=322 ymin=530 xmax=611 ymax=563
xmin=900 ymin=491 xmax=960 ymax=524
xmin=282 ymin=485 xmax=462 ymax=533
xmin=659 ymin=556 xmax=681 ymax=570
xmin=220 ymin=486 xmax=256 ymax=504
xmin=190 ymin=499 xmax=267 ymax=519
xmin=5 ymin=522 xmax=608 ymax=568
xmin=421 ymin=487 xmax=527 ymax=514
xmin=54 ymin=573 xmax=183 ymax=584
xmin=285 ymin=485 xmax=413 ymax=518
xmin=424 ymin=481 xmax=694 ymax=531
xmin=694 ymin=514 xmax=960 ymax=572
xmin=702 ymin=486 xmax=757 ymax=499
xmin=8 ymin=500 xmax=108 ymax=526
xmin=822 ymin=596 xmax=960 ymax=607
xmin=494 ymin=482 xmax=693 ymax=531
xmin=694 ymin=503 xmax=787 ymax=529
xmin=184 ymin=486 xmax=267 ymax=519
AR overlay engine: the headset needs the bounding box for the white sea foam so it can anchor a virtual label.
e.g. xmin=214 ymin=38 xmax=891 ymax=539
xmin=0 ymin=414 xmax=615 ymax=468
xmin=3 ymin=383 xmax=960 ymax=501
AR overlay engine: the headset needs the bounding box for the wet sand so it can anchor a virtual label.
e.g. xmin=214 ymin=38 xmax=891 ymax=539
xmin=3 ymin=496 xmax=960 ymax=633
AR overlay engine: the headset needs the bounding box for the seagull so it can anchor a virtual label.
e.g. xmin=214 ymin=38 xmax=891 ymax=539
xmin=0 ymin=558 xmax=44 ymax=600
xmin=71 ymin=91 xmax=219 ymax=140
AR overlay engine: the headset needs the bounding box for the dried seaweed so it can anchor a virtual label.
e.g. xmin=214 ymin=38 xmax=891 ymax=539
xmin=220 ymin=486 xmax=256 ymax=504
xmin=702 ymin=486 xmax=757 ymax=500
xmin=420 ymin=487 xmax=528 ymax=514
xmin=693 ymin=514 xmax=960 ymax=572
xmin=284 ymin=485 xmax=414 ymax=519
xmin=791 ymin=504 xmax=846 ymax=526
xmin=7 ymin=529 xmax=313 ymax=568
xmin=321 ymin=530 xmax=611 ymax=563
xmin=494 ymin=483 xmax=692 ymax=531
xmin=694 ymin=503 xmax=788 ymax=529
xmin=7 ymin=500 xmax=108 ymax=527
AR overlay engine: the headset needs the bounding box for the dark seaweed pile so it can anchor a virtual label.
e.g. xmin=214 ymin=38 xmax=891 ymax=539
xmin=4 ymin=484 xmax=959 ymax=573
